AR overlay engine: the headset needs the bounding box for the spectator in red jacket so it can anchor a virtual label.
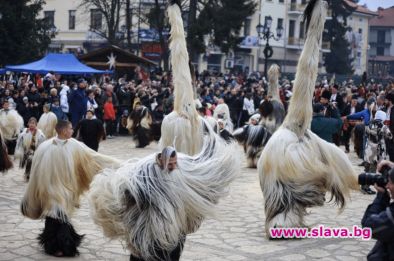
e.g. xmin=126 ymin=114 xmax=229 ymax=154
xmin=103 ymin=96 xmax=116 ymax=138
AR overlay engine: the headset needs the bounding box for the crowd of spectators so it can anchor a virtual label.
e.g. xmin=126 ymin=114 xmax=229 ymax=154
xmin=1 ymin=68 xmax=394 ymax=160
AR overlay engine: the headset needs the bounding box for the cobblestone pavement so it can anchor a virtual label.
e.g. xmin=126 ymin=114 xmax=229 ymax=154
xmin=0 ymin=136 xmax=376 ymax=261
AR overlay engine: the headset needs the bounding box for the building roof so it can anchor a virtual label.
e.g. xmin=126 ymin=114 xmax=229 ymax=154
xmin=370 ymin=6 xmax=394 ymax=27
xmin=79 ymin=45 xmax=157 ymax=69
xmin=344 ymin=0 xmax=378 ymax=17
xmin=370 ymin=56 xmax=394 ymax=62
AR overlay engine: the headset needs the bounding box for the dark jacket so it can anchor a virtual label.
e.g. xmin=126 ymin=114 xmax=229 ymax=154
xmin=361 ymin=192 xmax=394 ymax=261
xmin=342 ymin=103 xmax=363 ymax=117
xmin=311 ymin=110 xmax=343 ymax=143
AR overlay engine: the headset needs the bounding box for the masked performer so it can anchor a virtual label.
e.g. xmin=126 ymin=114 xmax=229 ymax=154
xmin=127 ymin=105 xmax=155 ymax=148
xmin=233 ymin=122 xmax=271 ymax=168
xmin=258 ymin=0 xmax=358 ymax=238
xmin=88 ymin=120 xmax=240 ymax=261
xmin=159 ymin=0 xmax=204 ymax=155
xmin=37 ymin=104 xmax=58 ymax=139
xmin=259 ymin=64 xmax=285 ymax=134
xmin=20 ymin=120 xmax=120 ymax=257
xmin=15 ymin=117 xmax=46 ymax=180
xmin=0 ymin=128 xmax=13 ymax=172
xmin=0 ymin=100 xmax=24 ymax=155
xmin=213 ymin=102 xmax=233 ymax=133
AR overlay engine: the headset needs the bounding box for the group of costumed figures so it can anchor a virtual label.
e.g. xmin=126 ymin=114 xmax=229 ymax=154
xmin=0 ymin=0 xmax=361 ymax=260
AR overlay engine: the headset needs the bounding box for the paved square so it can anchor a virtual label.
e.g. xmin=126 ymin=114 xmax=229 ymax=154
xmin=0 ymin=137 xmax=375 ymax=260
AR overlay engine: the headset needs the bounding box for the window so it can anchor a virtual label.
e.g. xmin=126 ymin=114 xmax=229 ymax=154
xmin=358 ymin=28 xmax=362 ymax=34
xmin=69 ymin=10 xmax=76 ymax=30
xmin=244 ymin=18 xmax=251 ymax=36
xmin=377 ymin=46 xmax=384 ymax=56
xmin=277 ymin=18 xmax=283 ymax=29
xmin=301 ymin=0 xmax=307 ymax=4
xmin=377 ymin=30 xmax=385 ymax=43
xmin=299 ymin=21 xmax=305 ymax=39
xmin=289 ymin=20 xmax=295 ymax=38
xmin=90 ymin=9 xmax=102 ymax=30
xmin=44 ymin=11 xmax=55 ymax=28
xmin=279 ymin=0 xmax=284 ymax=3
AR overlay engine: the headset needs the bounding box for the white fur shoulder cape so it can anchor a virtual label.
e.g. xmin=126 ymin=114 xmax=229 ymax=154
xmin=21 ymin=137 xmax=121 ymax=221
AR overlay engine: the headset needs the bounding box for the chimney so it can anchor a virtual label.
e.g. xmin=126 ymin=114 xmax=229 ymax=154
xmin=378 ymin=7 xmax=384 ymax=18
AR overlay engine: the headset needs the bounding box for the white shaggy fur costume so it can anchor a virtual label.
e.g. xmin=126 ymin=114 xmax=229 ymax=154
xmin=0 ymin=108 xmax=24 ymax=155
xmin=15 ymin=127 xmax=46 ymax=179
xmin=258 ymin=0 xmax=358 ymax=237
xmin=88 ymin=119 xmax=240 ymax=260
xmin=259 ymin=64 xmax=285 ymax=134
xmin=213 ymin=103 xmax=233 ymax=132
xmin=37 ymin=111 xmax=58 ymax=139
xmin=21 ymin=137 xmax=120 ymax=256
xmin=0 ymin=128 xmax=13 ymax=171
xmin=159 ymin=3 xmax=204 ymax=155
xmin=233 ymin=124 xmax=271 ymax=168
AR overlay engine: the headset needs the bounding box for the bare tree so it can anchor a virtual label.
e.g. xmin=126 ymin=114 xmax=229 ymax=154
xmin=79 ymin=0 xmax=123 ymax=45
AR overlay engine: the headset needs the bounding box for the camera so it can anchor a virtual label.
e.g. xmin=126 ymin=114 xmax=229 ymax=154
xmin=358 ymin=165 xmax=391 ymax=187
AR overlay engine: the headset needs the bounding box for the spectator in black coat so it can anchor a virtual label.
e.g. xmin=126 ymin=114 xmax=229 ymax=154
xmin=361 ymin=160 xmax=394 ymax=261
xmin=74 ymin=110 xmax=105 ymax=151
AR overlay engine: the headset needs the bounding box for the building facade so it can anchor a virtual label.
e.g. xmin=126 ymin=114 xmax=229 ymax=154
xmin=344 ymin=0 xmax=377 ymax=75
xmin=41 ymin=0 xmax=376 ymax=75
xmin=368 ymin=6 xmax=394 ymax=78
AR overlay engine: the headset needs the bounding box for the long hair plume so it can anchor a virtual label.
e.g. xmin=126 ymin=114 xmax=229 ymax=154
xmin=260 ymin=64 xmax=285 ymax=133
xmin=160 ymin=3 xmax=203 ymax=155
xmin=282 ymin=0 xmax=326 ymax=137
xmin=267 ymin=64 xmax=281 ymax=101
xmin=168 ymin=4 xmax=198 ymax=120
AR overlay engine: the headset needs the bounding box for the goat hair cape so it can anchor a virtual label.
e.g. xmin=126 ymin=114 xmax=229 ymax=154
xmin=88 ymin=124 xmax=240 ymax=259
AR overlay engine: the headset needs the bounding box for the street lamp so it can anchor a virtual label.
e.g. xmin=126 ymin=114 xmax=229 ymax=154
xmin=49 ymin=25 xmax=57 ymax=38
xmin=256 ymin=15 xmax=283 ymax=78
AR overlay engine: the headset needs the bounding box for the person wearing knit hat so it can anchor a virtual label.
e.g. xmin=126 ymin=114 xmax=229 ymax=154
xmin=249 ymin=113 xmax=261 ymax=125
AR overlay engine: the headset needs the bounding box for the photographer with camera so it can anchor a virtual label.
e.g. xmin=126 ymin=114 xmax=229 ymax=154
xmin=361 ymin=160 xmax=394 ymax=261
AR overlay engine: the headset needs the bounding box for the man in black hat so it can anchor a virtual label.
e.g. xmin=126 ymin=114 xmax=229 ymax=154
xmin=320 ymin=89 xmax=338 ymax=118
xmin=330 ymin=84 xmax=345 ymax=114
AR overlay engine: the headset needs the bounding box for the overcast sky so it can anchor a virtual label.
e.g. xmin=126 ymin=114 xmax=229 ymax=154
xmin=357 ymin=0 xmax=394 ymax=11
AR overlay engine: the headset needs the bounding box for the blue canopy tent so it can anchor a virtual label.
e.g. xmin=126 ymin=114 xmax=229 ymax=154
xmin=5 ymin=53 xmax=111 ymax=75
xmin=0 ymin=69 xmax=5 ymax=74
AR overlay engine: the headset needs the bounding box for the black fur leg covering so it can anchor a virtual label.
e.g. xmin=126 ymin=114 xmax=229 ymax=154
xmin=129 ymin=236 xmax=185 ymax=261
xmin=38 ymin=216 xmax=84 ymax=257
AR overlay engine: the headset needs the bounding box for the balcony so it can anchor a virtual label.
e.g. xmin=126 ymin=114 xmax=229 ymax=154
xmin=288 ymin=3 xmax=306 ymax=15
xmin=369 ymin=38 xmax=392 ymax=46
xmin=286 ymin=37 xmax=304 ymax=49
